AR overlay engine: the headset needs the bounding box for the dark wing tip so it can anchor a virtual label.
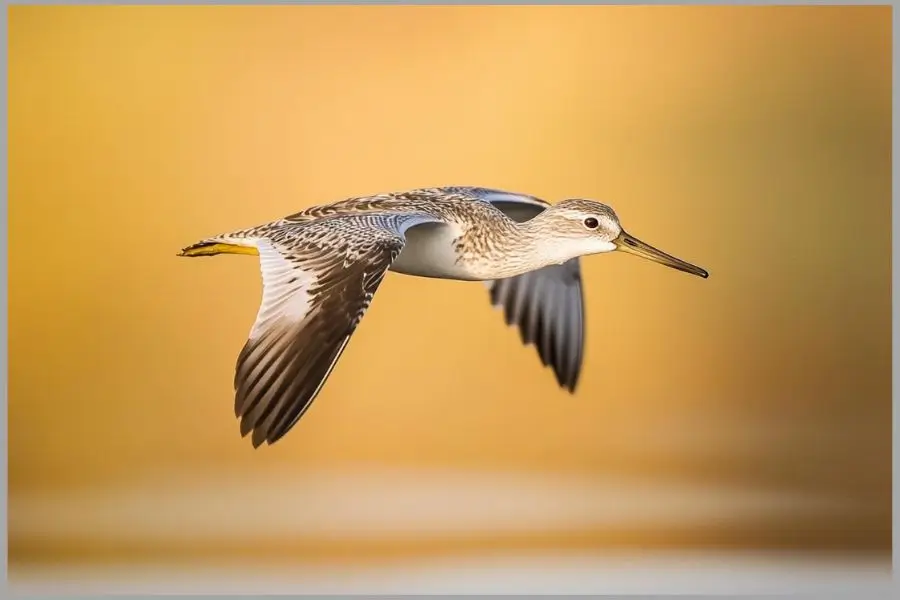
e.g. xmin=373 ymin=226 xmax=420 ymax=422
xmin=550 ymin=358 xmax=579 ymax=394
xmin=251 ymin=428 xmax=267 ymax=448
xmin=239 ymin=414 xmax=285 ymax=449
xmin=488 ymin=261 xmax=585 ymax=394
xmin=234 ymin=333 xmax=342 ymax=449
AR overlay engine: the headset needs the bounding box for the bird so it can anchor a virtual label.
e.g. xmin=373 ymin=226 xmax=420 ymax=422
xmin=178 ymin=186 xmax=708 ymax=448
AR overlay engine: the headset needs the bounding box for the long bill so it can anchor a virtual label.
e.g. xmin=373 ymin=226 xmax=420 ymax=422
xmin=614 ymin=231 xmax=709 ymax=279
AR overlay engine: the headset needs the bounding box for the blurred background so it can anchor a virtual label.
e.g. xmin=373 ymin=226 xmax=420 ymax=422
xmin=8 ymin=5 xmax=892 ymax=593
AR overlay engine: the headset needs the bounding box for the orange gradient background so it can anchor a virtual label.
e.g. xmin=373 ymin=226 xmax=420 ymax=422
xmin=8 ymin=5 xmax=891 ymax=575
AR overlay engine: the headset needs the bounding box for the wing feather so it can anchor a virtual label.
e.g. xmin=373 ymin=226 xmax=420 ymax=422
xmin=233 ymin=214 xmax=432 ymax=447
xmin=468 ymin=188 xmax=586 ymax=392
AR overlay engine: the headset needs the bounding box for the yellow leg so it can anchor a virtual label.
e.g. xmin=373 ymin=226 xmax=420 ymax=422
xmin=177 ymin=242 xmax=259 ymax=257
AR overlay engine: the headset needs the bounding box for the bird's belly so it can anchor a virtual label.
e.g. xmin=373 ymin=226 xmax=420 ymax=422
xmin=389 ymin=222 xmax=481 ymax=281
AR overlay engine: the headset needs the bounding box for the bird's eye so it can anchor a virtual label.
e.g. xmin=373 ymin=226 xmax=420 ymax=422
xmin=583 ymin=217 xmax=599 ymax=230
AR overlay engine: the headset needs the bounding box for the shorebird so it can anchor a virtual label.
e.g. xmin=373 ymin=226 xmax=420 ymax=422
xmin=179 ymin=186 xmax=708 ymax=447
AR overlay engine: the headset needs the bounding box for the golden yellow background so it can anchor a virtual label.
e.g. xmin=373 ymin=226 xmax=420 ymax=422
xmin=8 ymin=5 xmax=891 ymax=572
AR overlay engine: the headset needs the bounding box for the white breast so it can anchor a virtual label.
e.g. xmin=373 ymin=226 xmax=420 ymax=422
xmin=389 ymin=222 xmax=482 ymax=281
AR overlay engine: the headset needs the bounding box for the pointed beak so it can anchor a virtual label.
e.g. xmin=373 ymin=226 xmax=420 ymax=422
xmin=614 ymin=230 xmax=709 ymax=279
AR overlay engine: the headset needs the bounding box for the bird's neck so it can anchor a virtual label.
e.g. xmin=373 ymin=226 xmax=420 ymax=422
xmin=465 ymin=216 xmax=575 ymax=280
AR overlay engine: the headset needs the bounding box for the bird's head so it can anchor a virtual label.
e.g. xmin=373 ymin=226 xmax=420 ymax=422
xmin=537 ymin=199 xmax=709 ymax=278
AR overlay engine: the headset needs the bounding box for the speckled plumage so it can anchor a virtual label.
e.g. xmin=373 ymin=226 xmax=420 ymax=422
xmin=179 ymin=185 xmax=708 ymax=447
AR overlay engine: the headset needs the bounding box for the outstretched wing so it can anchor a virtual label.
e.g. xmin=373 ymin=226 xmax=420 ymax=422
xmin=487 ymin=260 xmax=584 ymax=392
xmin=234 ymin=213 xmax=436 ymax=447
xmin=445 ymin=187 xmax=586 ymax=392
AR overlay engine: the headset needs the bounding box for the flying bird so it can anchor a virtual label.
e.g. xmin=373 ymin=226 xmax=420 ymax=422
xmin=179 ymin=186 xmax=708 ymax=447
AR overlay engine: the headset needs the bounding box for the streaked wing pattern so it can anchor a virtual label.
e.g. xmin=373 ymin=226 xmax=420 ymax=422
xmin=234 ymin=214 xmax=432 ymax=447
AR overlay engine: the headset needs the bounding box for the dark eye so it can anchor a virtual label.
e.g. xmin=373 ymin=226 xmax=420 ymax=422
xmin=583 ymin=217 xmax=599 ymax=230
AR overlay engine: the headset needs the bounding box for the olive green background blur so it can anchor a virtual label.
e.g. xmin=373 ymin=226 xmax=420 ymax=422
xmin=8 ymin=6 xmax=891 ymax=567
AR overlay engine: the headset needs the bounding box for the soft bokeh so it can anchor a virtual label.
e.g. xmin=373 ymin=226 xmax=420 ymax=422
xmin=8 ymin=5 xmax=891 ymax=588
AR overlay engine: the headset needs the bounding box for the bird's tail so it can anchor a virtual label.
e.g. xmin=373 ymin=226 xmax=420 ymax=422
xmin=177 ymin=229 xmax=261 ymax=258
